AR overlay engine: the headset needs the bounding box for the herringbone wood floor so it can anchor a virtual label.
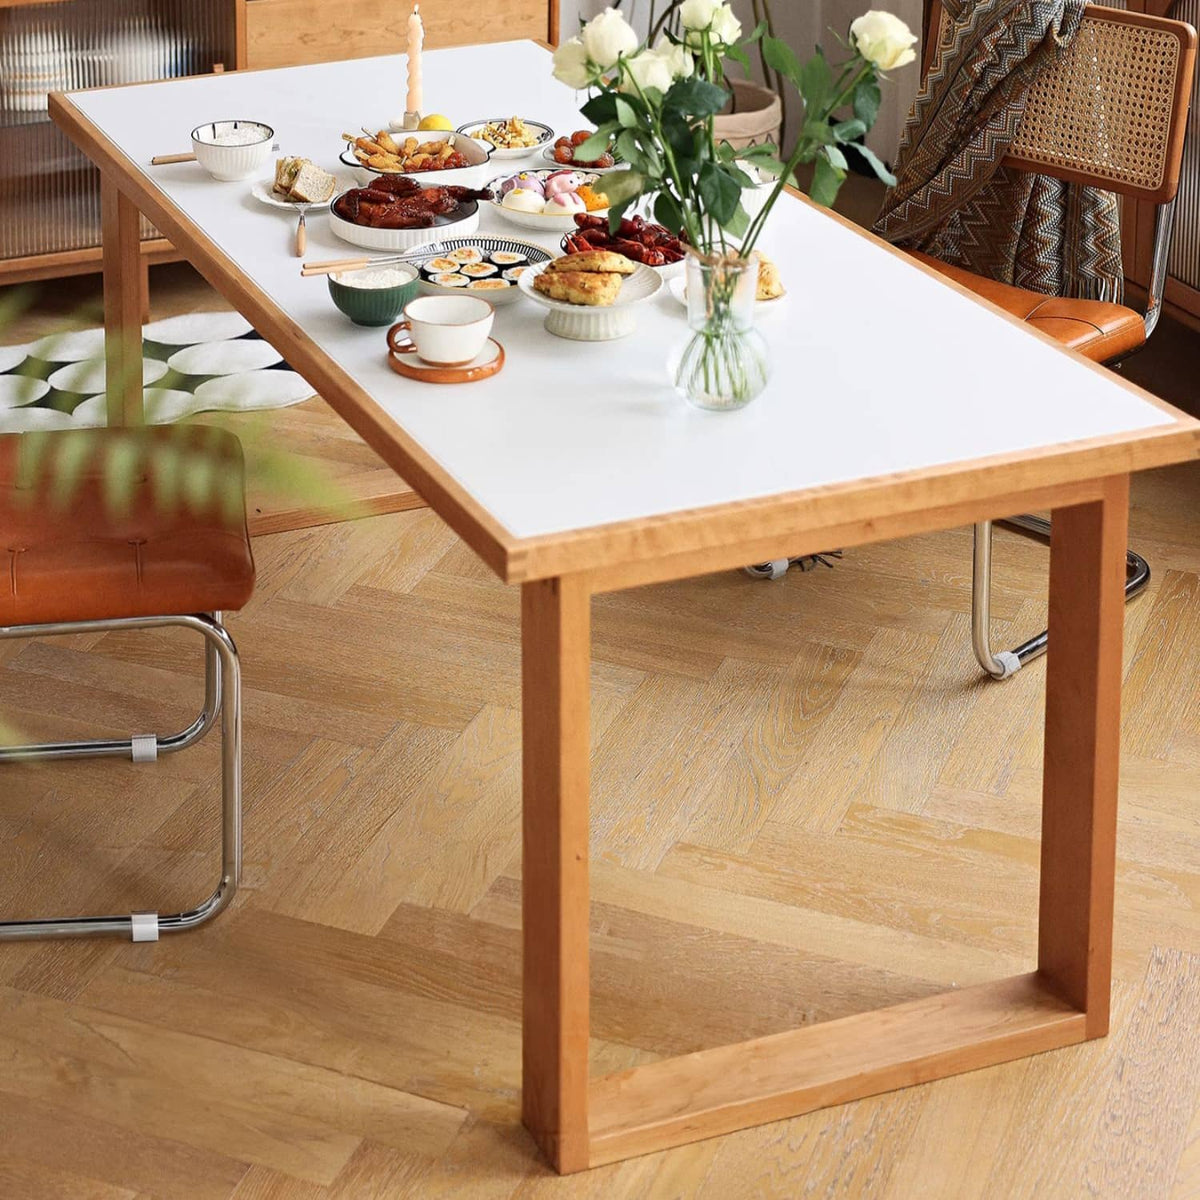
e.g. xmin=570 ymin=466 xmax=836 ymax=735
xmin=1 ymin=266 xmax=1198 ymax=1198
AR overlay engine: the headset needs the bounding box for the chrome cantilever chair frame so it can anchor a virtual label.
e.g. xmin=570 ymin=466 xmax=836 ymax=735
xmin=970 ymin=194 xmax=1179 ymax=679
xmin=0 ymin=611 xmax=241 ymax=942
xmin=753 ymin=8 xmax=1194 ymax=680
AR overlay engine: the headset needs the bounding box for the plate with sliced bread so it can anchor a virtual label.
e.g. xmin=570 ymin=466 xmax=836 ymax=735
xmin=252 ymin=157 xmax=345 ymax=210
xmin=518 ymin=250 xmax=662 ymax=341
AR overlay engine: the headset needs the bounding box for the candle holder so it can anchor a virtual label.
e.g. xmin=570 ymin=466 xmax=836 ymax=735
xmin=388 ymin=111 xmax=423 ymax=133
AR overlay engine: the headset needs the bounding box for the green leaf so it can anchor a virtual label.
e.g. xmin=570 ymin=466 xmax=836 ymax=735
xmin=614 ymin=96 xmax=639 ymax=128
xmin=799 ymin=49 xmax=832 ymax=109
xmin=745 ymin=20 xmax=767 ymax=43
xmin=724 ymin=43 xmax=751 ymax=73
xmin=104 ymin=434 xmax=142 ymax=517
xmin=854 ymin=142 xmax=897 ymax=186
xmin=607 ymin=197 xmax=636 ymax=235
xmin=832 ymin=118 xmax=867 ymax=143
xmin=580 ymin=93 xmax=618 ymax=125
xmin=852 ymin=78 xmax=881 ymax=128
xmin=762 ymin=35 xmax=802 ymax=87
xmin=724 ymin=163 xmax=757 ymax=188
xmin=809 ymin=150 xmax=845 ymax=207
xmin=661 ymin=109 xmax=693 ymax=160
xmin=698 ymin=161 xmax=741 ymax=226
xmin=735 ymin=141 xmax=781 ymax=162
xmin=722 ymin=202 xmax=750 ymax=238
xmin=654 ymin=191 xmax=685 ymax=236
xmin=824 ymin=144 xmax=848 ymax=171
xmin=663 ymin=77 xmax=729 ymax=118
xmin=593 ymin=168 xmax=645 ymax=210
xmin=574 ymin=127 xmax=614 ymax=163
xmin=615 ymin=130 xmax=648 ymax=173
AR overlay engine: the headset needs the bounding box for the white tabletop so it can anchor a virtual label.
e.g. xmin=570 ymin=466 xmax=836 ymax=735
xmin=64 ymin=41 xmax=1180 ymax=542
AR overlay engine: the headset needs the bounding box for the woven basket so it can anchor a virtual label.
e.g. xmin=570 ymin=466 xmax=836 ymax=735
xmin=713 ymin=79 xmax=782 ymax=150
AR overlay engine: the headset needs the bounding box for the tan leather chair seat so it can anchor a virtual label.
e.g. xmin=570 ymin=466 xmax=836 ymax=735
xmin=907 ymin=250 xmax=1146 ymax=363
xmin=1 ymin=426 xmax=255 ymax=626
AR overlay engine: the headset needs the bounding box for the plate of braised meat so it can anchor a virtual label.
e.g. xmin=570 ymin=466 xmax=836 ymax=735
xmin=561 ymin=213 xmax=688 ymax=277
xmin=329 ymin=177 xmax=490 ymax=250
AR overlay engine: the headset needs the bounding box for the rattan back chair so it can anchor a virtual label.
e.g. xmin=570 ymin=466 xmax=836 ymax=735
xmin=925 ymin=3 xmax=1196 ymax=337
xmin=920 ymin=2 xmax=1197 ymax=679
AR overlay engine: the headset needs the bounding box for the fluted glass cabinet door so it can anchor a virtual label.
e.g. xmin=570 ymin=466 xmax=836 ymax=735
xmin=0 ymin=0 xmax=235 ymax=262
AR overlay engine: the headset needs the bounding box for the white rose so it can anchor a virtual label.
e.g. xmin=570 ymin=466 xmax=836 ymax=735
xmin=678 ymin=0 xmax=720 ymax=31
xmin=552 ymin=36 xmax=593 ymax=89
xmin=849 ymin=10 xmax=918 ymax=70
xmin=709 ymin=4 xmax=742 ymax=45
xmin=620 ymin=47 xmax=675 ymax=95
xmin=582 ymin=8 xmax=639 ymax=69
xmin=655 ymin=37 xmax=696 ymax=80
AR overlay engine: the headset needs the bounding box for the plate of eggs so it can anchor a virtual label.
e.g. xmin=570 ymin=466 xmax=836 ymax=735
xmin=416 ymin=237 xmax=554 ymax=305
xmin=488 ymin=169 xmax=610 ymax=231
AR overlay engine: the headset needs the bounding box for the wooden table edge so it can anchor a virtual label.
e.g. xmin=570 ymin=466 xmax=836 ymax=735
xmin=49 ymin=64 xmax=1199 ymax=590
xmin=49 ymin=88 xmax=518 ymax=580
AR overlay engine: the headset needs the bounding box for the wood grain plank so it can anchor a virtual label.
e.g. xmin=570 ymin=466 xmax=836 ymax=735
xmin=1084 ymin=947 xmax=1200 ymax=1197
xmin=589 ymin=974 xmax=1085 ymax=1167
xmin=100 ymin=175 xmax=144 ymax=427
xmin=1038 ymin=477 xmax=1129 ymax=1032
xmin=521 ymin=575 xmax=593 ymax=1173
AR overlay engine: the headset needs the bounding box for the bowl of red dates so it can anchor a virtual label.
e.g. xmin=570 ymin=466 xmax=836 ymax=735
xmin=561 ymin=213 xmax=688 ymax=277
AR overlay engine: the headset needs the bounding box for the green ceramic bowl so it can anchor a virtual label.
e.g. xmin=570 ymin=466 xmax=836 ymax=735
xmin=327 ymin=264 xmax=420 ymax=326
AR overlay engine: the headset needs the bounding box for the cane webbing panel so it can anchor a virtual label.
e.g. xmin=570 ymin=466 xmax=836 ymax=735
xmin=1010 ymin=12 xmax=1182 ymax=195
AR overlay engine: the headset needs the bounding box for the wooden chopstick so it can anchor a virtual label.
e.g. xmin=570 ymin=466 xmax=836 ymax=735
xmin=300 ymin=247 xmax=442 ymax=277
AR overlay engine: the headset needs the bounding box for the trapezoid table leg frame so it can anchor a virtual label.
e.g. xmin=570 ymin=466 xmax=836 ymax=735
xmin=521 ymin=477 xmax=1127 ymax=1172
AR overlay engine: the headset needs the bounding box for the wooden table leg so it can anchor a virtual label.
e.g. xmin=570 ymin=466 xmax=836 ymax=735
xmin=1038 ymin=473 xmax=1130 ymax=1036
xmin=518 ymin=480 xmax=1128 ymax=1174
xmin=101 ymin=173 xmax=145 ymax=427
xmin=521 ymin=575 xmax=592 ymax=1174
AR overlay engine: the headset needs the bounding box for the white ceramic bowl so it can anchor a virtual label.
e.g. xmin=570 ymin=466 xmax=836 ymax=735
xmin=339 ymin=131 xmax=493 ymax=189
xmin=518 ymin=260 xmax=663 ymax=341
xmin=490 ymin=200 xmax=605 ymax=233
xmin=489 ymin=168 xmax=610 ymax=232
xmin=328 ymin=195 xmax=481 ymax=252
xmin=191 ymin=120 xmax=275 ymax=181
xmin=456 ymin=117 xmax=554 ymax=159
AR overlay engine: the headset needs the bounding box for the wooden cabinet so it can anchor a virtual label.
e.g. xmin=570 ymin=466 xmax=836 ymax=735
xmin=0 ymin=0 xmax=240 ymax=285
xmin=243 ymin=0 xmax=555 ymax=71
xmin=0 ymin=0 xmax=556 ymax=286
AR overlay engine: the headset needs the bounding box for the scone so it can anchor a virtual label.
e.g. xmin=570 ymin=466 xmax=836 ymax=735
xmin=546 ymin=250 xmax=636 ymax=276
xmin=534 ymin=269 xmax=623 ymax=307
xmin=756 ymin=253 xmax=785 ymax=301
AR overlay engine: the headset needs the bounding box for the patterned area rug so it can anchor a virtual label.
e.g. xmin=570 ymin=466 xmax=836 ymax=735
xmin=0 ymin=312 xmax=316 ymax=433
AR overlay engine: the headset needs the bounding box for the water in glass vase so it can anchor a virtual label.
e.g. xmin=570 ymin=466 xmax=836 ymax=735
xmin=674 ymin=252 xmax=770 ymax=411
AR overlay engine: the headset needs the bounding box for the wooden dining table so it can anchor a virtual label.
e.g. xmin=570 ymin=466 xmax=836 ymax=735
xmin=50 ymin=40 xmax=1200 ymax=1175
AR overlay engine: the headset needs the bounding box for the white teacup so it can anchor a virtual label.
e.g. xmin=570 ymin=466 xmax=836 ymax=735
xmin=387 ymin=295 xmax=495 ymax=367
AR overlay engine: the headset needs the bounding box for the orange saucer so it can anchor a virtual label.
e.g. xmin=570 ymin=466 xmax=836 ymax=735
xmin=386 ymin=337 xmax=505 ymax=384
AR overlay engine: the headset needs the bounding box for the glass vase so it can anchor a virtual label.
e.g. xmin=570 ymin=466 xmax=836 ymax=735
xmin=673 ymin=252 xmax=770 ymax=411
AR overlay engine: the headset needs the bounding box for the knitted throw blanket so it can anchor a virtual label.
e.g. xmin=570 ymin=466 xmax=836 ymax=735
xmin=874 ymin=0 xmax=1124 ymax=303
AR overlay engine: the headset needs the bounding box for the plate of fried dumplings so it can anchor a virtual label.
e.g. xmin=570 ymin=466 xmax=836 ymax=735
xmin=519 ymin=251 xmax=662 ymax=341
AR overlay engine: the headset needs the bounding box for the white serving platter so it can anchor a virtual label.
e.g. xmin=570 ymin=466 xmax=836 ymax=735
xmin=518 ymin=259 xmax=662 ymax=341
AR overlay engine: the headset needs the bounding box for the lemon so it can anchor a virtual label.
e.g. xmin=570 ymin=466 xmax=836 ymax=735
xmin=418 ymin=114 xmax=454 ymax=131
